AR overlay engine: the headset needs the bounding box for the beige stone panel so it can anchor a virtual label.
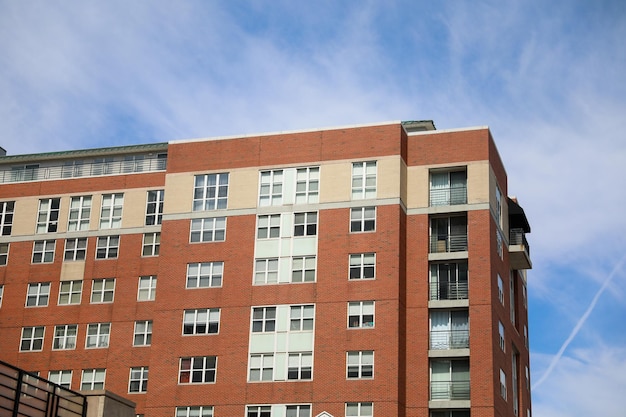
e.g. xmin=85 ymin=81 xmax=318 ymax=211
xmin=406 ymin=166 xmax=429 ymax=209
xmin=11 ymin=197 xmax=38 ymax=236
xmin=377 ymin=157 xmax=402 ymax=200
xmin=122 ymin=189 xmax=148 ymax=228
xmin=229 ymin=169 xmax=259 ymax=210
xmin=400 ymin=160 xmax=408 ymax=207
xmin=320 ymin=162 xmax=351 ymax=203
xmin=90 ymin=194 xmax=103 ymax=231
xmin=163 ymin=173 xmax=193 ymax=214
xmin=468 ymin=161 xmax=490 ymax=205
xmin=56 ymin=197 xmax=69 ymax=233
xmin=60 ymin=261 xmax=86 ymax=281
xmin=488 ymin=165 xmax=509 ymax=232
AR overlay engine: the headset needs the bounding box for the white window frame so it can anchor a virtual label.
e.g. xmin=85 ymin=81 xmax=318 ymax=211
xmin=248 ymin=353 xmax=274 ymax=382
xmin=0 ymin=285 xmax=3 ymax=307
xmin=145 ymin=189 xmax=164 ymax=226
xmin=257 ymin=214 xmax=281 ymax=239
xmin=288 ymin=352 xmax=312 ymax=380
xmin=193 ymin=173 xmax=229 ymax=211
xmin=286 ymin=405 xmax=311 ymax=416
xmin=351 ymin=161 xmax=377 ymax=200
xmin=32 ymin=240 xmax=55 ymax=263
xmin=259 ymin=169 xmax=283 ymax=206
xmin=247 ymin=406 xmax=271 ymax=417
xmin=500 ymin=368 xmax=507 ymax=400
xmin=347 ymin=350 xmax=374 ymax=379
xmin=183 ymin=308 xmax=220 ymax=335
xmin=129 ymin=366 xmax=148 ymax=393
xmin=254 ymin=258 xmax=279 ymax=284
xmin=68 ymin=196 xmax=91 ymax=231
xmin=178 ymin=356 xmax=217 ymax=384
xmin=48 ymin=370 xmax=72 ymax=389
xmin=294 ymin=212 xmax=317 ymax=237
xmin=346 ymin=402 xmax=373 ymax=417
xmin=142 ymin=232 xmax=160 ymax=256
xmin=349 ymin=253 xmax=375 ymax=280
xmin=190 ymin=217 xmax=226 ymax=243
xmin=64 ymin=237 xmax=87 ymax=261
xmin=99 ymin=193 xmax=124 ymax=229
xmin=252 ymin=306 xmax=276 ymax=333
xmin=90 ymin=278 xmax=115 ymax=303
xmin=81 ymin=369 xmax=105 ymax=390
xmin=350 ymin=207 xmax=376 ymax=233
xmin=291 ymin=256 xmax=316 ymax=283
xmin=20 ymin=326 xmax=45 ymax=351
xmin=96 ymin=235 xmax=119 ymax=259
xmin=134 ymin=320 xmax=152 ymax=346
xmin=186 ymin=262 xmax=223 ymax=288
xmin=26 ymin=282 xmax=50 ymax=307
xmin=0 ymin=243 xmax=8 ymax=266
xmin=37 ymin=198 xmax=60 ymax=233
xmin=0 ymin=200 xmax=15 ymax=236
xmin=86 ymin=323 xmax=110 ymax=348
xmin=175 ymin=406 xmax=214 ymax=417
xmin=137 ymin=276 xmax=157 ymax=301
xmin=290 ymin=305 xmax=314 ymax=331
xmin=498 ymin=274 xmax=504 ymax=305
xmin=295 ymin=167 xmax=319 ymax=204
xmin=499 ymin=321 xmax=506 ymax=352
xmin=348 ymin=301 xmax=375 ymax=328
xmin=53 ymin=324 xmax=78 ymax=350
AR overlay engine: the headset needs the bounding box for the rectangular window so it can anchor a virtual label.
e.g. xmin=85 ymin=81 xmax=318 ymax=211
xmin=190 ymin=217 xmax=226 ymax=242
xmin=294 ymin=212 xmax=317 ymax=236
xmin=430 ymin=359 xmax=470 ymax=400
xmin=259 ymin=170 xmax=283 ymax=206
xmin=498 ymin=274 xmax=504 ymax=305
xmin=430 ymin=169 xmax=467 ymax=206
xmin=346 ymin=402 xmax=373 ymax=417
xmin=178 ymin=356 xmax=217 ymax=384
xmin=32 ymin=240 xmax=55 ymax=263
xmin=176 ymin=406 xmax=214 ymax=417
xmin=20 ymin=326 xmax=45 ymax=351
xmin=0 ymin=285 xmax=3 ymax=307
xmin=291 ymin=256 xmax=316 ymax=283
xmin=499 ymin=321 xmax=506 ymax=351
xmin=137 ymin=276 xmax=157 ymax=301
xmin=249 ymin=353 xmax=274 ymax=381
xmin=58 ymin=280 xmax=82 ymax=305
xmin=37 ymin=198 xmax=60 ymax=233
xmin=286 ymin=405 xmax=311 ymax=417
xmin=0 ymin=201 xmax=15 ymax=235
xmin=91 ymin=278 xmax=115 ymax=303
xmin=295 ymin=167 xmax=319 ymax=204
xmin=429 ymin=261 xmax=469 ymax=301
xmin=430 ymin=215 xmax=468 ymax=253
xmin=349 ymin=253 xmax=375 ymax=280
xmin=26 ymin=282 xmax=50 ymax=307
xmin=0 ymin=243 xmax=8 ymax=266
xmin=254 ymin=258 xmax=279 ymax=284
xmin=193 ymin=173 xmax=229 ymax=211
xmin=96 ymin=235 xmax=119 ymax=259
xmin=350 ymin=207 xmax=375 ymax=232
xmin=348 ymin=301 xmax=374 ymax=328
xmin=290 ymin=305 xmax=314 ymax=331
xmin=183 ymin=308 xmax=220 ymax=335
xmin=68 ymin=196 xmax=91 ymax=231
xmin=64 ymin=237 xmax=87 ymax=261
xmin=247 ymin=406 xmax=271 ymax=417
xmin=129 ymin=367 xmax=148 ymax=393
xmin=288 ymin=353 xmax=312 ymax=380
xmin=500 ymin=369 xmax=507 ymax=399
xmin=81 ymin=369 xmax=105 ymax=390
xmin=186 ymin=262 xmax=223 ymax=288
xmin=86 ymin=323 xmax=110 ymax=348
xmin=53 ymin=324 xmax=78 ymax=350
xmin=510 ymin=271 xmax=517 ymax=325
xmin=351 ymin=161 xmax=376 ymax=200
xmin=134 ymin=320 xmax=152 ymax=346
xmin=100 ymin=193 xmax=124 ymax=229
xmin=347 ymin=351 xmax=374 ymax=379
xmin=430 ymin=412 xmax=470 ymax=417
xmin=62 ymin=160 xmax=83 ymax=178
xmin=252 ymin=307 xmax=276 ymax=332
xmin=48 ymin=370 xmax=72 ymax=389
xmin=145 ymin=190 xmax=164 ymax=226
xmin=429 ymin=310 xmax=470 ymax=350
xmin=142 ymin=232 xmax=160 ymax=256
xmin=257 ymin=214 xmax=281 ymax=239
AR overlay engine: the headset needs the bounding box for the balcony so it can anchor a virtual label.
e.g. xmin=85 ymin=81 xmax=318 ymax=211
xmin=429 ymin=234 xmax=468 ymax=253
xmin=509 ymin=228 xmax=532 ymax=269
xmin=429 ymin=281 xmax=468 ymax=301
xmin=430 ymin=380 xmax=470 ymax=400
xmin=430 ymin=329 xmax=470 ymax=350
xmin=430 ymin=186 xmax=468 ymax=206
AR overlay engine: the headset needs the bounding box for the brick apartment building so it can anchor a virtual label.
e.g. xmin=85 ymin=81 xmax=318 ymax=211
xmin=0 ymin=120 xmax=532 ymax=417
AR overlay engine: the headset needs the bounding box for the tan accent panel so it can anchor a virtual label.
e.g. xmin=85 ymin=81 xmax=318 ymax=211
xmin=400 ymin=160 xmax=408 ymax=207
xmin=377 ymin=157 xmax=402 ymax=200
xmin=319 ymin=162 xmax=351 ymax=203
xmin=60 ymin=261 xmax=86 ymax=281
xmin=488 ymin=165 xmax=509 ymax=232
xmin=56 ymin=197 xmax=69 ymax=233
xmin=89 ymin=194 xmax=102 ymax=231
xmin=122 ymin=189 xmax=148 ymax=228
xmin=11 ymin=198 xmax=38 ymax=236
xmin=406 ymin=166 xmax=429 ymax=209
xmin=163 ymin=173 xmax=193 ymax=214
xmin=229 ymin=169 xmax=259 ymax=210
xmin=468 ymin=161 xmax=490 ymax=204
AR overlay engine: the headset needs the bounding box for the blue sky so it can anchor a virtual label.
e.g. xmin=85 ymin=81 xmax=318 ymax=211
xmin=1 ymin=1 xmax=625 ymax=415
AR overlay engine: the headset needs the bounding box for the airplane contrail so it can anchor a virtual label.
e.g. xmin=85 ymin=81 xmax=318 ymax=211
xmin=532 ymin=253 xmax=626 ymax=391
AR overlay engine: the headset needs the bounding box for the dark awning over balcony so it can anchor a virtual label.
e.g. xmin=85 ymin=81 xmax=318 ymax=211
xmin=508 ymin=197 xmax=530 ymax=233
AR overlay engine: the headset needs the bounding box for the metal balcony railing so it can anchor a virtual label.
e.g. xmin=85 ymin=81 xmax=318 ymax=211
xmin=0 ymin=360 xmax=87 ymax=417
xmin=430 ymin=380 xmax=471 ymax=400
xmin=0 ymin=155 xmax=167 ymax=184
xmin=429 ymin=281 xmax=469 ymax=301
xmin=429 ymin=186 xmax=468 ymax=206
xmin=430 ymin=329 xmax=470 ymax=350
xmin=429 ymin=234 xmax=468 ymax=253
xmin=510 ymin=228 xmax=530 ymax=255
